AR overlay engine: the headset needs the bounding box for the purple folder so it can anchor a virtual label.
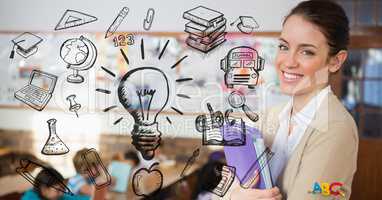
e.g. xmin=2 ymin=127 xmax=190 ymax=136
xmin=224 ymin=125 xmax=273 ymax=189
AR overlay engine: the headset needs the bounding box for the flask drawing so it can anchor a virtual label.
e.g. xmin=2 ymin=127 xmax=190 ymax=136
xmin=41 ymin=119 xmax=69 ymax=155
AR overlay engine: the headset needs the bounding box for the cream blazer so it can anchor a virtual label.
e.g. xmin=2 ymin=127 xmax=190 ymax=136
xmin=260 ymin=92 xmax=359 ymax=200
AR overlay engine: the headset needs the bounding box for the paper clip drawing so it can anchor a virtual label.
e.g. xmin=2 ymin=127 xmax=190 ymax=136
xmin=143 ymin=8 xmax=155 ymax=31
xmin=132 ymin=162 xmax=163 ymax=197
xmin=81 ymin=148 xmax=112 ymax=189
xmin=55 ymin=9 xmax=97 ymax=30
xmin=221 ymin=46 xmax=265 ymax=89
xmin=60 ymin=35 xmax=97 ymax=84
xmin=10 ymin=32 xmax=43 ymax=59
xmin=230 ymin=16 xmax=259 ymax=34
xmin=180 ymin=148 xmax=200 ymax=177
xmin=66 ymin=94 xmax=81 ymax=118
xmin=210 ymin=164 xmax=235 ymax=197
xmin=14 ymin=70 xmax=57 ymax=111
xmin=228 ymin=91 xmax=259 ymax=122
xmin=195 ymin=103 xmax=246 ymax=146
xmin=183 ymin=6 xmax=226 ymax=53
xmin=105 ymin=7 xmax=129 ymax=38
xmin=41 ymin=119 xmax=70 ymax=155
xmin=16 ymin=159 xmax=73 ymax=195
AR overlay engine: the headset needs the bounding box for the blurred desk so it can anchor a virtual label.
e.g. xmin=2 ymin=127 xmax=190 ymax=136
xmin=108 ymin=162 xmax=199 ymax=200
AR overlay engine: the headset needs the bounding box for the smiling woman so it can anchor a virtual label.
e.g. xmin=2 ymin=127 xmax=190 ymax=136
xmin=229 ymin=1 xmax=358 ymax=200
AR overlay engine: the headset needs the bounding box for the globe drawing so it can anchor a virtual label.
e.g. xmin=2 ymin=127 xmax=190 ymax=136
xmin=59 ymin=35 xmax=97 ymax=84
xmin=60 ymin=38 xmax=89 ymax=65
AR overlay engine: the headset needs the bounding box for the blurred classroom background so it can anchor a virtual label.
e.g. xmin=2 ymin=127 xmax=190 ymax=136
xmin=0 ymin=0 xmax=381 ymax=199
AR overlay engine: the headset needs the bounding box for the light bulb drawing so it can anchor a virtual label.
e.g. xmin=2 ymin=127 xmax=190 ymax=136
xmin=118 ymin=67 xmax=169 ymax=160
xmin=96 ymin=39 xmax=193 ymax=160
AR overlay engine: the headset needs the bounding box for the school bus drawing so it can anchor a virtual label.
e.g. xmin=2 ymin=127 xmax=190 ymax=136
xmin=220 ymin=46 xmax=264 ymax=89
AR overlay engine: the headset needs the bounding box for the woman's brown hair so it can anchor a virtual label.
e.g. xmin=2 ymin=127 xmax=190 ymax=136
xmin=284 ymin=0 xmax=349 ymax=57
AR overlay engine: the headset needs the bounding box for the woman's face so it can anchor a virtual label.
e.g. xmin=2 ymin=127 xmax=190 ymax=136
xmin=275 ymin=15 xmax=331 ymax=96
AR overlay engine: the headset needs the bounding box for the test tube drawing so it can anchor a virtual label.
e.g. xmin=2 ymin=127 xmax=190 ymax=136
xmin=81 ymin=148 xmax=111 ymax=189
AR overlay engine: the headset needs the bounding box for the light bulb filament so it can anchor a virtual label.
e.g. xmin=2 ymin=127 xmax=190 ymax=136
xmin=136 ymin=89 xmax=156 ymax=122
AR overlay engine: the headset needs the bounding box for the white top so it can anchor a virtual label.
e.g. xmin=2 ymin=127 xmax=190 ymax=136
xmin=269 ymin=86 xmax=332 ymax=183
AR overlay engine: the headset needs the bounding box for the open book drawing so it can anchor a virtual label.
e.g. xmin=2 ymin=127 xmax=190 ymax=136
xmin=202 ymin=116 xmax=246 ymax=146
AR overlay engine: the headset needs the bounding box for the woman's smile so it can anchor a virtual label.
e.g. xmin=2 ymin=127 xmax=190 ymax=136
xmin=281 ymin=70 xmax=304 ymax=83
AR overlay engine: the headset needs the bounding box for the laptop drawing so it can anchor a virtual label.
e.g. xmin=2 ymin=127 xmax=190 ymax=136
xmin=14 ymin=70 xmax=57 ymax=111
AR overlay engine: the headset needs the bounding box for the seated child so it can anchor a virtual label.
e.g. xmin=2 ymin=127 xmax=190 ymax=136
xmin=67 ymin=148 xmax=95 ymax=197
xmin=123 ymin=150 xmax=140 ymax=169
xmin=21 ymin=167 xmax=89 ymax=200
xmin=107 ymin=151 xmax=140 ymax=192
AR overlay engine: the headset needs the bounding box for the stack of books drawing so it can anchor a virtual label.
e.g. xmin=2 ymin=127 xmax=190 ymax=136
xmin=183 ymin=6 xmax=227 ymax=53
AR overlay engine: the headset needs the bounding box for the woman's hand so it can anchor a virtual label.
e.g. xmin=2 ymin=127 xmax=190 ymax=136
xmin=230 ymin=186 xmax=282 ymax=200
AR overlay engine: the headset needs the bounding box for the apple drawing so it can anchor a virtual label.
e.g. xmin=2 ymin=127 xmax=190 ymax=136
xmin=132 ymin=162 xmax=163 ymax=197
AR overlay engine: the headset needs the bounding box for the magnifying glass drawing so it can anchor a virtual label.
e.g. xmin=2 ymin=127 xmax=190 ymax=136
xmin=228 ymin=91 xmax=259 ymax=122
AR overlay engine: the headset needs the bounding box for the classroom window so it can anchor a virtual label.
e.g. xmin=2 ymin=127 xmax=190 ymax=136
xmin=341 ymin=48 xmax=382 ymax=138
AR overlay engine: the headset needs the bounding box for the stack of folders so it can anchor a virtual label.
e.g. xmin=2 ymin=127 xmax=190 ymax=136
xmin=244 ymin=139 xmax=274 ymax=189
xmin=183 ymin=6 xmax=227 ymax=53
xmin=224 ymin=128 xmax=274 ymax=189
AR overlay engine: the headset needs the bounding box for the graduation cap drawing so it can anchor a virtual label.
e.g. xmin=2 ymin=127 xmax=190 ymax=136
xmin=10 ymin=32 xmax=43 ymax=59
xmin=230 ymin=16 xmax=259 ymax=34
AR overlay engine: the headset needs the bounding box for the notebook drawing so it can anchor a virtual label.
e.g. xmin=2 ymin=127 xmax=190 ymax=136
xmin=183 ymin=6 xmax=224 ymax=27
xmin=186 ymin=36 xmax=226 ymax=53
xmin=183 ymin=6 xmax=227 ymax=53
xmin=185 ymin=18 xmax=226 ymax=37
xmin=188 ymin=26 xmax=226 ymax=44
xmin=210 ymin=165 xmax=235 ymax=197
